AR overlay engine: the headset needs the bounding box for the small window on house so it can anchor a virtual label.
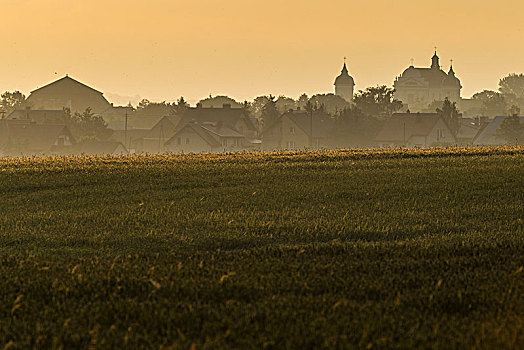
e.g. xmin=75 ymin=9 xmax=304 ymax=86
xmin=289 ymin=127 xmax=295 ymax=134
xmin=286 ymin=141 xmax=295 ymax=149
xmin=223 ymin=139 xmax=228 ymax=147
xmin=437 ymin=129 xmax=444 ymax=140
xmin=186 ymin=138 xmax=190 ymax=144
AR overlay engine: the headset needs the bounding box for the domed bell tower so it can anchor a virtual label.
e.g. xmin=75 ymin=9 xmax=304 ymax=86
xmin=334 ymin=58 xmax=355 ymax=102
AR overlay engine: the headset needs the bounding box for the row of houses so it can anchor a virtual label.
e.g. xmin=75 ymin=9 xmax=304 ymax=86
xmin=1 ymin=75 xmax=521 ymax=156
xmin=375 ymin=114 xmax=522 ymax=148
xmin=2 ymin=104 xmax=520 ymax=156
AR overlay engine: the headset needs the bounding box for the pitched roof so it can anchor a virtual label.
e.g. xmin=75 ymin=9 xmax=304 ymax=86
xmin=456 ymin=118 xmax=482 ymax=140
xmin=165 ymin=122 xmax=222 ymax=148
xmin=7 ymin=109 xmax=66 ymax=123
xmin=147 ymin=115 xmax=183 ymax=139
xmin=177 ymin=106 xmax=256 ymax=132
xmin=30 ymin=76 xmax=103 ymax=95
xmin=473 ymin=116 xmax=524 ymax=145
xmin=201 ymin=123 xmax=245 ymax=138
xmin=0 ymin=120 xmax=73 ymax=153
xmin=78 ymin=140 xmax=128 ymax=155
xmin=264 ymin=110 xmax=333 ymax=138
xmin=375 ymin=113 xmax=442 ymax=142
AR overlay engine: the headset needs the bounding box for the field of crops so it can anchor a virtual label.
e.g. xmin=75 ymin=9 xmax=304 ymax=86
xmin=0 ymin=147 xmax=523 ymax=349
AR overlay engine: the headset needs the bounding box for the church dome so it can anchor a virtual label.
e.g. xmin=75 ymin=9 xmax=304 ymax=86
xmin=334 ymin=63 xmax=355 ymax=86
xmin=401 ymin=66 xmax=421 ymax=78
xmin=443 ymin=65 xmax=461 ymax=87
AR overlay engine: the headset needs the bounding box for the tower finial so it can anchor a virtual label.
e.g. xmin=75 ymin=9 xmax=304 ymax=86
xmin=448 ymin=59 xmax=455 ymax=75
xmin=341 ymin=58 xmax=348 ymax=74
xmin=410 ymin=58 xmax=414 ymax=66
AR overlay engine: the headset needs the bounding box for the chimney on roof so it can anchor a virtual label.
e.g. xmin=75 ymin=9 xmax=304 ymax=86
xmin=223 ymin=103 xmax=231 ymax=109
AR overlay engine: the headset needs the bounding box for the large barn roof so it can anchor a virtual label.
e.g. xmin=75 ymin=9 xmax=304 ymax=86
xmin=30 ymin=76 xmax=104 ymax=95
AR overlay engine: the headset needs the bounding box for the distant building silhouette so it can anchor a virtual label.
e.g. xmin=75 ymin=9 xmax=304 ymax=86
xmin=334 ymin=61 xmax=355 ymax=102
xmin=473 ymin=116 xmax=524 ymax=145
xmin=261 ymin=108 xmax=333 ymax=151
xmin=164 ymin=121 xmax=246 ymax=153
xmin=394 ymin=51 xmax=461 ymax=111
xmin=375 ymin=113 xmax=455 ymax=147
xmin=77 ymin=140 xmax=128 ymax=155
xmin=0 ymin=119 xmax=75 ymax=156
xmin=109 ymin=103 xmax=261 ymax=154
xmin=24 ymin=76 xmax=114 ymax=115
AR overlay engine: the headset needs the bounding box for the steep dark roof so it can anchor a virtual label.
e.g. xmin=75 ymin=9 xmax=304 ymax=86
xmin=165 ymin=122 xmax=222 ymax=148
xmin=0 ymin=120 xmax=74 ymax=152
xmin=201 ymin=123 xmax=245 ymax=138
xmin=177 ymin=106 xmax=256 ymax=132
xmin=456 ymin=118 xmax=482 ymax=141
xmin=375 ymin=113 xmax=442 ymax=142
xmin=263 ymin=110 xmax=334 ymax=138
xmin=30 ymin=76 xmax=103 ymax=95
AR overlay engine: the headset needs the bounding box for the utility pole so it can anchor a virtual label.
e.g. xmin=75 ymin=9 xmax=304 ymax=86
xmin=124 ymin=111 xmax=128 ymax=150
xmin=310 ymin=108 xmax=313 ymax=149
xmin=403 ymin=122 xmax=406 ymax=146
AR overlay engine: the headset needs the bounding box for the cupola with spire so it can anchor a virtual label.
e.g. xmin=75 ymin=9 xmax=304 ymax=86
xmin=334 ymin=59 xmax=355 ymax=101
xmin=443 ymin=62 xmax=461 ymax=87
xmin=431 ymin=50 xmax=440 ymax=70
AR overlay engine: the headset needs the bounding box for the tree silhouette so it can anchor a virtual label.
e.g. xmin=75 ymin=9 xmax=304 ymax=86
xmin=261 ymin=95 xmax=279 ymax=129
xmin=499 ymin=73 xmax=524 ymax=108
xmin=497 ymin=106 xmax=523 ymax=145
xmin=436 ymin=98 xmax=460 ymax=136
xmin=354 ymin=86 xmax=402 ymax=117
xmin=0 ymin=91 xmax=26 ymax=115
xmin=472 ymin=90 xmax=508 ymax=117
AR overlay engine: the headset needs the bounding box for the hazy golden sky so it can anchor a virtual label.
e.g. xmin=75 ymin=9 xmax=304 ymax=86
xmin=1 ymin=0 xmax=523 ymax=105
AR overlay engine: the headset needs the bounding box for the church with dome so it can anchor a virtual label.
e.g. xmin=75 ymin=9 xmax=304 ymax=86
xmin=334 ymin=60 xmax=355 ymax=102
xmin=393 ymin=51 xmax=461 ymax=111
